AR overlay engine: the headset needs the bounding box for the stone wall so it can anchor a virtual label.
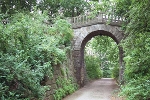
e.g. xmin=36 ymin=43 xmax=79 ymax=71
xmin=44 ymin=50 xmax=76 ymax=100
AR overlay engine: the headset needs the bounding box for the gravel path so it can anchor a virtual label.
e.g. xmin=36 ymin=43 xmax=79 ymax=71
xmin=63 ymin=78 xmax=124 ymax=100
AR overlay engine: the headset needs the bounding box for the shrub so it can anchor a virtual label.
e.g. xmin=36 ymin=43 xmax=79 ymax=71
xmin=120 ymin=75 xmax=150 ymax=100
xmin=85 ymin=55 xmax=102 ymax=79
xmin=111 ymin=66 xmax=119 ymax=79
xmin=54 ymin=77 xmax=77 ymax=100
xmin=0 ymin=11 xmax=73 ymax=100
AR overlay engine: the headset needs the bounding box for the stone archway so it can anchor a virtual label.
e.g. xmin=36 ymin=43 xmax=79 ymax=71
xmin=72 ymin=24 xmax=124 ymax=87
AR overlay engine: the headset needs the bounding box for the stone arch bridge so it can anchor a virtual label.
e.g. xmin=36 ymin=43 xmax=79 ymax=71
xmin=68 ymin=12 xmax=124 ymax=87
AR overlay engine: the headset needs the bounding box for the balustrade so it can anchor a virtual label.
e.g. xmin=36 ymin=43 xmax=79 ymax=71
xmin=68 ymin=12 xmax=124 ymax=28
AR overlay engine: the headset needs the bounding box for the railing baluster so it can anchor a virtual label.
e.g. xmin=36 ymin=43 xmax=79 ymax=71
xmin=70 ymin=12 xmax=123 ymax=28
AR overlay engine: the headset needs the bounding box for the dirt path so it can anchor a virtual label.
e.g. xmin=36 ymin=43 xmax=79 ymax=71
xmin=63 ymin=78 xmax=124 ymax=100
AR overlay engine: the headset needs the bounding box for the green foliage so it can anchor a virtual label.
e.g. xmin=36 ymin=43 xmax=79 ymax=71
xmin=53 ymin=18 xmax=73 ymax=46
xmin=38 ymin=0 xmax=90 ymax=17
xmin=38 ymin=0 xmax=61 ymax=17
xmin=1 ymin=0 xmax=90 ymax=18
xmin=89 ymin=0 xmax=116 ymax=17
xmin=61 ymin=0 xmax=90 ymax=17
xmin=0 ymin=54 xmax=49 ymax=99
xmin=120 ymin=76 xmax=150 ymax=100
xmin=115 ymin=0 xmax=150 ymax=99
xmin=0 ymin=11 xmax=73 ymax=100
xmin=85 ymin=55 xmax=102 ymax=79
xmin=86 ymin=36 xmax=119 ymax=79
xmin=53 ymin=77 xmax=77 ymax=100
xmin=102 ymin=61 xmax=110 ymax=78
xmin=111 ymin=66 xmax=119 ymax=79
xmin=114 ymin=0 xmax=132 ymax=17
xmin=122 ymin=32 xmax=150 ymax=86
xmin=0 ymin=0 xmax=36 ymax=14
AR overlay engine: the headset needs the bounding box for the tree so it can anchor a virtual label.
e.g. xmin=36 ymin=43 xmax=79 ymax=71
xmin=0 ymin=0 xmax=36 ymax=14
xmin=38 ymin=0 xmax=90 ymax=17
xmin=61 ymin=0 xmax=90 ymax=17
xmin=38 ymin=0 xmax=61 ymax=17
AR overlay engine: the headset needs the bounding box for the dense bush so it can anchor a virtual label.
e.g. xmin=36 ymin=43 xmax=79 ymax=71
xmin=123 ymin=32 xmax=150 ymax=80
xmin=85 ymin=55 xmax=102 ymax=79
xmin=115 ymin=0 xmax=150 ymax=99
xmin=0 ymin=11 xmax=73 ymax=100
xmin=54 ymin=77 xmax=77 ymax=100
xmin=111 ymin=66 xmax=119 ymax=79
xmin=120 ymin=75 xmax=150 ymax=100
xmin=120 ymin=32 xmax=150 ymax=100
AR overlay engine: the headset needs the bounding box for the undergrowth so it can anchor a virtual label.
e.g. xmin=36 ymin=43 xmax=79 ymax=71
xmin=0 ymin=11 xmax=73 ymax=100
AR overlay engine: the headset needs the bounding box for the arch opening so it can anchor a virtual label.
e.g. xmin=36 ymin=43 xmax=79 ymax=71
xmin=84 ymin=35 xmax=119 ymax=81
xmin=73 ymin=30 xmax=124 ymax=87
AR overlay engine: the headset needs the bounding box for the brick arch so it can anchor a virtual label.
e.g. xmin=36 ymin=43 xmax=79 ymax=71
xmin=72 ymin=24 xmax=124 ymax=87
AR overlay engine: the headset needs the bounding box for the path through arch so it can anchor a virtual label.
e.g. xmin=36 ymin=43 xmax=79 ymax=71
xmin=63 ymin=78 xmax=125 ymax=100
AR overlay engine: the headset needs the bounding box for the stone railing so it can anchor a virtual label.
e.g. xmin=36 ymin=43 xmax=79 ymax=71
xmin=67 ymin=12 xmax=124 ymax=29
